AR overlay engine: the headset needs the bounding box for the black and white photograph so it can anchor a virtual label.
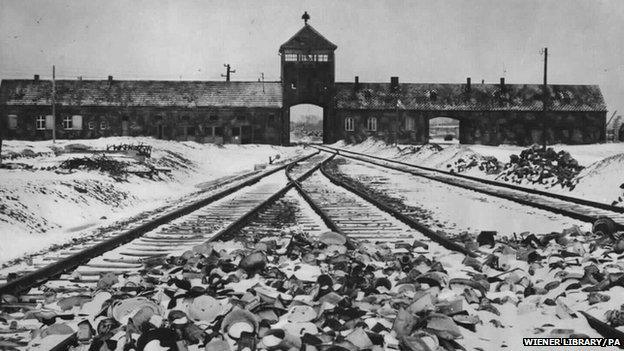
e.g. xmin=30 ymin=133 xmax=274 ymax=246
xmin=1 ymin=0 xmax=624 ymax=350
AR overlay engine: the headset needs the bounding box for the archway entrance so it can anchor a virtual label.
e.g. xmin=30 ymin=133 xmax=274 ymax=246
xmin=289 ymin=104 xmax=324 ymax=144
xmin=429 ymin=117 xmax=460 ymax=144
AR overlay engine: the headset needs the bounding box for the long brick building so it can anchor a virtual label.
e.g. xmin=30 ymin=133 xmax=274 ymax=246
xmin=0 ymin=18 xmax=607 ymax=145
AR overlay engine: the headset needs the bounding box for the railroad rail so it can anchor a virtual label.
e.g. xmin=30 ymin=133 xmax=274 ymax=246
xmin=1 ymin=149 xmax=487 ymax=350
xmin=3 ymin=146 xmax=618 ymax=350
xmin=313 ymin=145 xmax=624 ymax=230
xmin=0 ymin=154 xmax=335 ymax=350
xmin=0 ymin=152 xmax=320 ymax=296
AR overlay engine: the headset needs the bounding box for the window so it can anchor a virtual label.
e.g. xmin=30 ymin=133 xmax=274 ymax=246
xmin=45 ymin=115 xmax=54 ymax=129
xmin=284 ymin=52 xmax=329 ymax=62
xmin=36 ymin=116 xmax=46 ymax=130
xmin=88 ymin=121 xmax=95 ymax=130
xmin=213 ymin=126 xmax=223 ymax=137
xmin=71 ymin=115 xmax=83 ymax=130
xmin=405 ymin=116 xmax=415 ymax=131
xmin=232 ymin=127 xmax=241 ymax=137
xmin=268 ymin=114 xmax=275 ymax=123
xmin=367 ymin=117 xmax=378 ymax=131
xmin=63 ymin=116 xmax=73 ymax=129
xmin=344 ymin=117 xmax=354 ymax=131
xmin=209 ymin=114 xmax=218 ymax=121
xmin=8 ymin=115 xmax=18 ymax=129
xmin=100 ymin=121 xmax=108 ymax=130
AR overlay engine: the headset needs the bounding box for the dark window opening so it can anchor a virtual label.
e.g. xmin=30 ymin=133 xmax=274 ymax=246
xmin=209 ymin=114 xmax=218 ymax=121
xmin=232 ymin=127 xmax=241 ymax=137
xmin=187 ymin=126 xmax=195 ymax=136
xmin=122 ymin=115 xmax=129 ymax=121
xmin=8 ymin=115 xmax=18 ymax=129
xmin=213 ymin=126 xmax=223 ymax=137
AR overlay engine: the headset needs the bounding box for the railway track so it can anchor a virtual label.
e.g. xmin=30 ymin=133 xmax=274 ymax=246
xmin=1 ymin=149 xmax=484 ymax=350
xmin=314 ymin=145 xmax=624 ymax=230
xmin=2 ymin=146 xmax=618 ymax=350
xmin=0 ymin=152 xmax=319 ymax=294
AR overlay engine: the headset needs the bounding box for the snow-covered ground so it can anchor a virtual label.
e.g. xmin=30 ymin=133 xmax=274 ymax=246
xmin=332 ymin=139 xmax=624 ymax=206
xmin=337 ymin=159 xmax=590 ymax=237
xmin=0 ymin=137 xmax=304 ymax=263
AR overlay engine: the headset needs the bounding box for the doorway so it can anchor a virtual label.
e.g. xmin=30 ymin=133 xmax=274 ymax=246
xmin=289 ymin=104 xmax=324 ymax=144
xmin=429 ymin=117 xmax=460 ymax=144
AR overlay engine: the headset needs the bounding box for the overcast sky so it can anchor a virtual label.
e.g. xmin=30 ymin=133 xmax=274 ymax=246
xmin=1 ymin=0 xmax=623 ymax=117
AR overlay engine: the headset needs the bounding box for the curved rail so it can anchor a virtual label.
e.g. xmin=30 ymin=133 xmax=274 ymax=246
xmin=318 ymin=162 xmax=477 ymax=257
xmin=313 ymin=145 xmax=624 ymax=229
xmin=285 ymin=152 xmax=475 ymax=256
xmin=0 ymin=152 xmax=319 ymax=296
xmin=316 ymin=144 xmax=624 ymax=213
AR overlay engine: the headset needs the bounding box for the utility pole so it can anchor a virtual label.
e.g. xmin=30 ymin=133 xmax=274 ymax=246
xmin=221 ymin=64 xmax=236 ymax=82
xmin=541 ymin=48 xmax=548 ymax=149
xmin=259 ymin=72 xmax=265 ymax=92
xmin=52 ymin=65 xmax=56 ymax=143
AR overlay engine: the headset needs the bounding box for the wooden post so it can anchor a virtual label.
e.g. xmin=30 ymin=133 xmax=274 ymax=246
xmin=221 ymin=64 xmax=236 ymax=82
xmin=542 ymin=48 xmax=548 ymax=148
xmin=52 ymin=65 xmax=56 ymax=143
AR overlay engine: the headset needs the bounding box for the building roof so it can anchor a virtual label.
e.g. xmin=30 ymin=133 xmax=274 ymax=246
xmin=0 ymin=80 xmax=283 ymax=108
xmin=335 ymin=82 xmax=607 ymax=112
xmin=279 ymin=24 xmax=337 ymax=51
xmin=1 ymin=79 xmax=607 ymax=113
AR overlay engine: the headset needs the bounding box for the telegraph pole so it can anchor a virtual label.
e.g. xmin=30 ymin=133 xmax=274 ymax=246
xmin=52 ymin=65 xmax=56 ymax=143
xmin=541 ymin=48 xmax=548 ymax=149
xmin=221 ymin=64 xmax=236 ymax=82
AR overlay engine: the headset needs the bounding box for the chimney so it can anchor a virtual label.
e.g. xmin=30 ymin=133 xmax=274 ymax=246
xmin=390 ymin=76 xmax=399 ymax=91
xmin=500 ymin=77 xmax=505 ymax=89
xmin=466 ymin=77 xmax=471 ymax=91
xmin=108 ymin=75 xmax=113 ymax=85
xmin=77 ymin=76 xmax=82 ymax=81
xmin=354 ymin=76 xmax=360 ymax=91
xmin=34 ymin=74 xmax=40 ymax=82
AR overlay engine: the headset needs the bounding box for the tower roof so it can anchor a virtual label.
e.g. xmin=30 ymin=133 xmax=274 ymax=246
xmin=279 ymin=24 xmax=337 ymax=51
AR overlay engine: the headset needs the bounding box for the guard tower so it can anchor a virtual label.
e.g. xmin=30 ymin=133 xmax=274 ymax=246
xmin=280 ymin=12 xmax=338 ymax=143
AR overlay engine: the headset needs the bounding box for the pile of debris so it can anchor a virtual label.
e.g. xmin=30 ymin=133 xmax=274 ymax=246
xmin=59 ymin=155 xmax=164 ymax=180
xmin=4 ymin=217 xmax=624 ymax=350
xmin=446 ymin=155 xmax=501 ymax=175
xmin=495 ymin=145 xmax=584 ymax=190
xmin=106 ymin=143 xmax=152 ymax=158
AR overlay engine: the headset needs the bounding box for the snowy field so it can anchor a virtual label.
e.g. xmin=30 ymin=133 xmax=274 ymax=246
xmin=0 ymin=137 xmax=304 ymax=263
xmin=333 ymin=139 xmax=624 ymax=206
xmin=337 ymin=159 xmax=590 ymax=237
